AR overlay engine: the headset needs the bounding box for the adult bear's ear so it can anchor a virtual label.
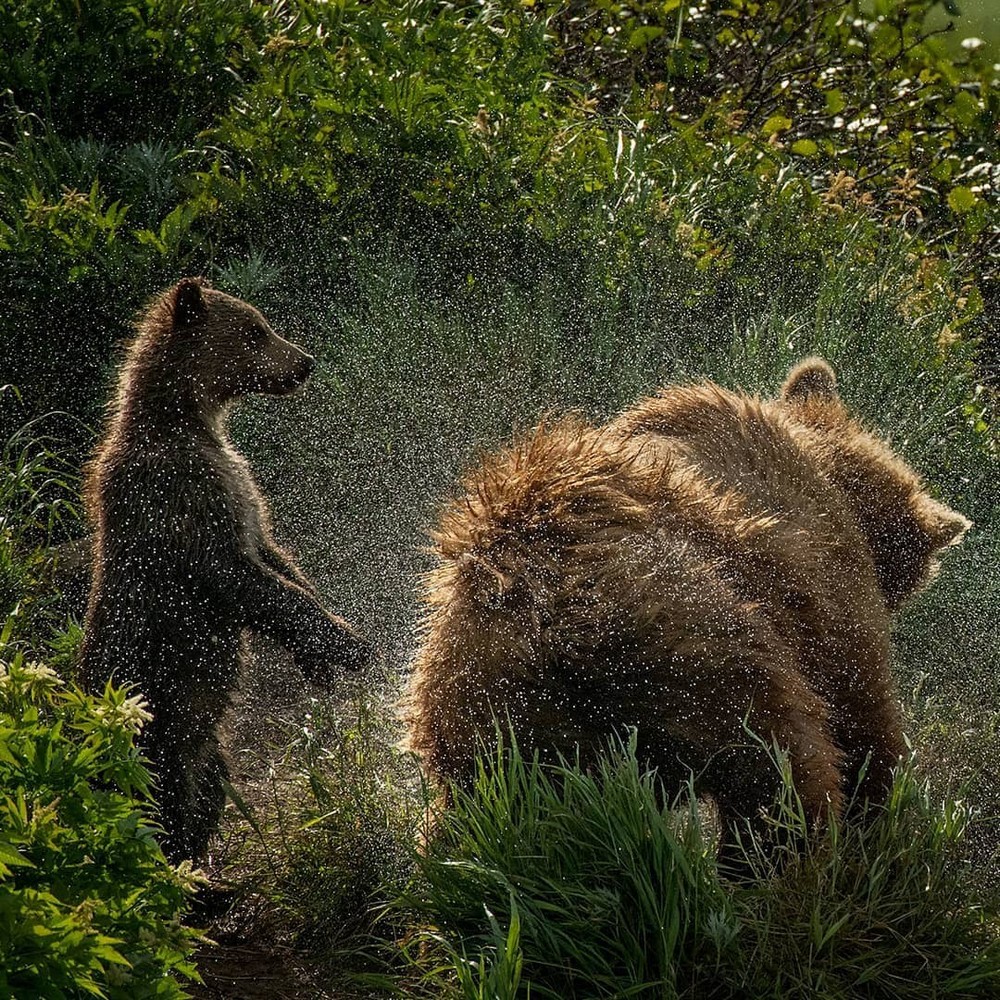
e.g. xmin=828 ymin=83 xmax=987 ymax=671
xmin=172 ymin=277 xmax=209 ymax=328
xmin=917 ymin=495 xmax=972 ymax=551
xmin=781 ymin=356 xmax=839 ymax=402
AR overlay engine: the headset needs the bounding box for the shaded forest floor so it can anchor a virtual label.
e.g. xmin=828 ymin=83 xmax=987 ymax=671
xmin=184 ymin=643 xmax=398 ymax=1000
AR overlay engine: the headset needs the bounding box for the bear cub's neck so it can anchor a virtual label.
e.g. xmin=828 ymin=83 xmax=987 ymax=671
xmin=114 ymin=336 xmax=235 ymax=446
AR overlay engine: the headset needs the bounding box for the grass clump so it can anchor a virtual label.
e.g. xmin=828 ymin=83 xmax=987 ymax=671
xmin=207 ymin=686 xmax=425 ymax=992
xmin=408 ymin=733 xmax=1000 ymax=1000
xmin=417 ymin=731 xmax=728 ymax=999
xmin=734 ymin=765 xmax=1000 ymax=999
xmin=0 ymin=402 xmax=81 ymax=639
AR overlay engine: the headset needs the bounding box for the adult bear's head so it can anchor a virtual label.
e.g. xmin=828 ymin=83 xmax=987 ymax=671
xmin=780 ymin=356 xmax=970 ymax=608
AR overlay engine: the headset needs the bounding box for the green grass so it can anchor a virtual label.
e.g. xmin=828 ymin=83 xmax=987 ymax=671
xmin=407 ymin=734 xmax=1000 ymax=1000
xmin=415 ymin=732 xmax=728 ymax=999
xmin=0 ymin=396 xmax=82 ymax=652
xmin=232 ymin=232 xmax=995 ymax=675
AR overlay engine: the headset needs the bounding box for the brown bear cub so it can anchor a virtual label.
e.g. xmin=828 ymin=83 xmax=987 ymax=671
xmin=403 ymin=358 xmax=969 ymax=859
xmin=80 ymin=278 xmax=372 ymax=862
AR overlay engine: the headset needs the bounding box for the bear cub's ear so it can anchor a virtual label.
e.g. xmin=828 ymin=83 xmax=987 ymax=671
xmin=782 ymin=357 xmax=839 ymax=402
xmin=172 ymin=277 xmax=210 ymax=328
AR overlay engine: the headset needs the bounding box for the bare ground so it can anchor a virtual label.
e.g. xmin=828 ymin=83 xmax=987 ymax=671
xmin=182 ymin=638 xmax=401 ymax=999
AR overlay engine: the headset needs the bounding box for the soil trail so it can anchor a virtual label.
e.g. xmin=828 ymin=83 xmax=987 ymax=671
xmin=188 ymin=942 xmax=332 ymax=1000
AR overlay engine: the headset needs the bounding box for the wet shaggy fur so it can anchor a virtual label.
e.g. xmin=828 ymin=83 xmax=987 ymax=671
xmin=403 ymin=358 xmax=970 ymax=853
xmin=79 ymin=278 xmax=372 ymax=861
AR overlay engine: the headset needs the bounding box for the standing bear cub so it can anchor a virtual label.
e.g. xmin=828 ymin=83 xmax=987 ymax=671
xmin=80 ymin=278 xmax=372 ymax=861
xmin=403 ymin=359 xmax=969 ymax=856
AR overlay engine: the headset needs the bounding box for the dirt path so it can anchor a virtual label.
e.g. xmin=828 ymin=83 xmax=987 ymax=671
xmin=188 ymin=941 xmax=332 ymax=1000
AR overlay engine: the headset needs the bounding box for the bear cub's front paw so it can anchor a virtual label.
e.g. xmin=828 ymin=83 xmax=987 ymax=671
xmin=332 ymin=629 xmax=376 ymax=673
xmin=296 ymin=624 xmax=375 ymax=684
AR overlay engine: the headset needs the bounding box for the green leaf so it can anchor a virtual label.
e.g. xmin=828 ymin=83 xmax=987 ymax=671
xmin=628 ymin=26 xmax=665 ymax=50
xmin=221 ymin=779 xmax=264 ymax=840
xmin=791 ymin=139 xmax=818 ymax=156
xmin=824 ymin=90 xmax=846 ymax=115
xmin=92 ymin=941 xmax=130 ymax=966
xmin=762 ymin=115 xmax=792 ymax=137
xmin=947 ymin=186 xmax=977 ymax=213
xmin=0 ymin=840 xmax=32 ymax=868
xmin=950 ymin=90 xmax=981 ymax=127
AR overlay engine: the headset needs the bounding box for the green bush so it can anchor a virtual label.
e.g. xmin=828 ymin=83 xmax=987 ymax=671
xmin=550 ymin=0 xmax=999 ymax=251
xmin=207 ymin=0 xmax=594 ymax=227
xmin=0 ymin=0 xmax=272 ymax=144
xmin=0 ymin=645 xmax=201 ymax=999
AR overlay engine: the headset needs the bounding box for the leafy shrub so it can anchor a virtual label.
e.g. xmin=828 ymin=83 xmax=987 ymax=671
xmin=550 ymin=0 xmax=999 ymax=252
xmin=207 ymin=0 xmax=589 ymax=228
xmin=0 ymin=646 xmax=201 ymax=999
xmin=0 ymin=0 xmax=272 ymax=144
xmin=0 ymin=0 xmax=273 ymax=434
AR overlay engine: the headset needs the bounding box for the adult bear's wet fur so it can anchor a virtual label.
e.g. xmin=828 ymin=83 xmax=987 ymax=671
xmin=404 ymin=358 xmax=970 ymax=864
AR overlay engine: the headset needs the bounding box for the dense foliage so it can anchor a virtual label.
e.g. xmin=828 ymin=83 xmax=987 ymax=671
xmin=1 ymin=0 xmax=997 ymax=433
xmin=0 ymin=647 xmax=200 ymax=999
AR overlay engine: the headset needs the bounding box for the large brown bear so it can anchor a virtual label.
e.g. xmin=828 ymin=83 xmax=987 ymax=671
xmin=403 ymin=359 xmax=969 ymax=856
xmin=79 ymin=278 xmax=372 ymax=861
